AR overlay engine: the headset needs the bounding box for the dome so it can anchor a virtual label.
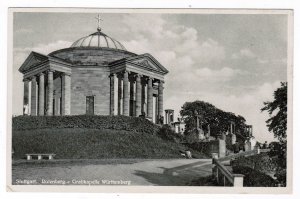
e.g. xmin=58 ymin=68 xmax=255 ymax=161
xmin=70 ymin=30 xmax=126 ymax=50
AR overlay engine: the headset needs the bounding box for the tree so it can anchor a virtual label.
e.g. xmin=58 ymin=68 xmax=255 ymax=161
xmin=261 ymin=82 xmax=287 ymax=142
xmin=261 ymin=82 xmax=287 ymax=186
xmin=180 ymin=100 xmax=249 ymax=142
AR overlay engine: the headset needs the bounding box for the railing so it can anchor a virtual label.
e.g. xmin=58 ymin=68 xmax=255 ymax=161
xmin=212 ymin=158 xmax=244 ymax=187
xmin=212 ymin=148 xmax=270 ymax=187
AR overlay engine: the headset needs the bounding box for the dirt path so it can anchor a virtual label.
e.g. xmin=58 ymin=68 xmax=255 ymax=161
xmin=12 ymin=159 xmax=212 ymax=186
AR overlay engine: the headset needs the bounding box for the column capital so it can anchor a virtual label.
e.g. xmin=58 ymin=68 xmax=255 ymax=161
xmin=23 ymin=78 xmax=30 ymax=82
xmin=37 ymin=72 xmax=45 ymax=77
xmin=47 ymin=69 xmax=55 ymax=73
xmin=30 ymin=76 xmax=37 ymax=81
xmin=119 ymin=70 xmax=130 ymax=75
xmin=134 ymin=74 xmax=142 ymax=83
xmin=135 ymin=73 xmax=143 ymax=78
xmin=159 ymin=80 xmax=165 ymax=84
xmin=109 ymin=73 xmax=117 ymax=78
xmin=158 ymin=80 xmax=164 ymax=90
xmin=145 ymin=76 xmax=154 ymax=81
xmin=117 ymin=70 xmax=130 ymax=79
xmin=61 ymin=72 xmax=71 ymax=77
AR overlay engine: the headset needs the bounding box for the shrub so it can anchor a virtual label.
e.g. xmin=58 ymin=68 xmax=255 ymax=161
xmin=183 ymin=141 xmax=218 ymax=157
xmin=232 ymin=166 xmax=277 ymax=187
xmin=232 ymin=153 xmax=278 ymax=174
xmin=275 ymin=168 xmax=286 ymax=186
xmin=12 ymin=115 xmax=160 ymax=135
xmin=12 ymin=116 xmax=209 ymax=159
xmin=12 ymin=128 xmax=185 ymax=159
xmin=232 ymin=153 xmax=286 ymax=187
xmin=156 ymin=125 xmax=183 ymax=143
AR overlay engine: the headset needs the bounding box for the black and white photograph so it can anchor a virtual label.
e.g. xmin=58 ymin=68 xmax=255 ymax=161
xmin=7 ymin=8 xmax=292 ymax=193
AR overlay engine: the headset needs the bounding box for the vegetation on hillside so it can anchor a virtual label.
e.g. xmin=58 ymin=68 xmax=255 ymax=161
xmin=232 ymin=166 xmax=277 ymax=187
xmin=12 ymin=115 xmax=160 ymax=135
xmin=180 ymin=100 xmax=249 ymax=142
xmin=12 ymin=128 xmax=207 ymax=159
xmin=12 ymin=116 xmax=209 ymax=159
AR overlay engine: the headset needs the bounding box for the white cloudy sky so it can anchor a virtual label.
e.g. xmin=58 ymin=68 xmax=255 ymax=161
xmin=12 ymin=12 xmax=288 ymax=142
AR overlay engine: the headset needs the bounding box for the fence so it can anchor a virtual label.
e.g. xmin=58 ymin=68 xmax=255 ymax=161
xmin=212 ymin=158 xmax=244 ymax=187
xmin=212 ymin=148 xmax=270 ymax=187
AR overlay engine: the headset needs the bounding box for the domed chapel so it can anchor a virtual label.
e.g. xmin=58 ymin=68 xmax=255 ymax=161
xmin=19 ymin=15 xmax=169 ymax=124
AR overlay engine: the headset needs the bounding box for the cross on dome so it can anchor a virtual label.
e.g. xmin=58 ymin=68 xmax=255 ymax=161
xmin=95 ymin=14 xmax=103 ymax=32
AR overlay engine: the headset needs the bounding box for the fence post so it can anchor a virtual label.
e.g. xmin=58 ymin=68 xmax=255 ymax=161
xmin=218 ymin=139 xmax=226 ymax=158
xmin=233 ymin=175 xmax=244 ymax=187
xmin=216 ymin=167 xmax=219 ymax=183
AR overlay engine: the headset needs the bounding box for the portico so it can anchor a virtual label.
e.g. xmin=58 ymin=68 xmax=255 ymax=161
xmin=109 ymin=53 xmax=168 ymax=123
xmin=19 ymin=52 xmax=72 ymax=116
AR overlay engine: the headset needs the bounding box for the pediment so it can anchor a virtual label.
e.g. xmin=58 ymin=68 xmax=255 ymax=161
xmin=126 ymin=53 xmax=169 ymax=74
xmin=131 ymin=58 xmax=159 ymax=71
xmin=19 ymin=51 xmax=49 ymax=73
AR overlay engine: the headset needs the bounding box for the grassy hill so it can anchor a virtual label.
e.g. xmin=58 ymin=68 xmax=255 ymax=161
xmin=12 ymin=116 xmax=208 ymax=159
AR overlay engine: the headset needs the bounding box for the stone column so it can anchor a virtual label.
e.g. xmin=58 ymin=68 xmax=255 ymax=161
xmin=23 ymin=79 xmax=29 ymax=115
xmin=62 ymin=73 xmax=71 ymax=115
xmin=158 ymin=80 xmax=164 ymax=120
xmin=46 ymin=70 xmax=54 ymax=116
xmin=147 ymin=77 xmax=153 ymax=119
xmin=109 ymin=73 xmax=116 ymax=115
xmin=117 ymin=75 xmax=122 ymax=115
xmin=135 ymin=74 xmax=142 ymax=117
xmin=123 ymin=71 xmax=129 ymax=116
xmin=141 ymin=81 xmax=146 ymax=115
xmin=38 ymin=73 xmax=45 ymax=116
xmin=155 ymin=95 xmax=158 ymax=123
xmin=129 ymin=79 xmax=134 ymax=116
xmin=30 ymin=76 xmax=37 ymax=116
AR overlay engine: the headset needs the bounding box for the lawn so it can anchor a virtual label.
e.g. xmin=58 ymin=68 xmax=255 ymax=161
xmin=12 ymin=128 xmax=206 ymax=159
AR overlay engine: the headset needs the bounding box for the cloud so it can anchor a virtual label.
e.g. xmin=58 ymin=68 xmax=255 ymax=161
xmin=13 ymin=40 xmax=72 ymax=72
xmin=14 ymin=40 xmax=72 ymax=55
xmin=121 ymin=15 xmax=225 ymax=66
xmin=195 ymin=67 xmax=242 ymax=81
xmin=232 ymin=48 xmax=256 ymax=59
xmin=15 ymin=28 xmax=33 ymax=34
xmin=121 ymin=14 xmax=166 ymax=40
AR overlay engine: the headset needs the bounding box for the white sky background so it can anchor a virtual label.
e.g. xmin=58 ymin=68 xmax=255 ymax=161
xmin=12 ymin=12 xmax=288 ymax=142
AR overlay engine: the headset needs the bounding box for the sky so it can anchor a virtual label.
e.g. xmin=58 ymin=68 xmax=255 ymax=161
xmin=12 ymin=12 xmax=288 ymax=142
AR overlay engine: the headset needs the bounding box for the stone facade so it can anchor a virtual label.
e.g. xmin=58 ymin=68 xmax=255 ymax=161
xmin=70 ymin=67 xmax=110 ymax=115
xmin=19 ymin=29 xmax=169 ymax=124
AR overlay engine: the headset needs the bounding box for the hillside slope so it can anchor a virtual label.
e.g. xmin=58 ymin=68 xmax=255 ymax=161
xmin=13 ymin=128 xmax=189 ymax=159
xmin=12 ymin=116 xmax=208 ymax=159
